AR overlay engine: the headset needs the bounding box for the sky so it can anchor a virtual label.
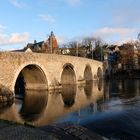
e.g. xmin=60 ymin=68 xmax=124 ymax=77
xmin=0 ymin=0 xmax=140 ymax=50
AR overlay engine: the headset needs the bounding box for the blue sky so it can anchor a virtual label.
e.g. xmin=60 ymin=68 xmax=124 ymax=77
xmin=0 ymin=0 xmax=140 ymax=50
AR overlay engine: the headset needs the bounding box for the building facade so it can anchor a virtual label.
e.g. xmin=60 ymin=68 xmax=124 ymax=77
xmin=104 ymin=43 xmax=140 ymax=78
xmin=25 ymin=31 xmax=59 ymax=53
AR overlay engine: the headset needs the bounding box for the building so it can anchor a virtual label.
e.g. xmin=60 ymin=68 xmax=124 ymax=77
xmin=25 ymin=31 xmax=59 ymax=53
xmin=104 ymin=43 xmax=140 ymax=78
xmin=119 ymin=43 xmax=140 ymax=71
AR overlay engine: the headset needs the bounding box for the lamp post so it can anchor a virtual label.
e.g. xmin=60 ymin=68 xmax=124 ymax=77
xmin=91 ymin=41 xmax=95 ymax=59
xmin=101 ymin=46 xmax=103 ymax=61
xmin=76 ymin=42 xmax=78 ymax=57
xmin=92 ymin=42 xmax=93 ymax=59
xmin=50 ymin=36 xmax=53 ymax=54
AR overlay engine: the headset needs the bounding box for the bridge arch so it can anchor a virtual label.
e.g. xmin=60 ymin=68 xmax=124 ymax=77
xmin=14 ymin=63 xmax=48 ymax=96
xmin=97 ymin=67 xmax=103 ymax=79
xmin=84 ymin=64 xmax=93 ymax=82
xmin=61 ymin=63 xmax=76 ymax=85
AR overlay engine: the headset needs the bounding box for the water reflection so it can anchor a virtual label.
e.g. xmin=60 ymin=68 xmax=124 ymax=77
xmin=0 ymin=80 xmax=103 ymax=125
xmin=84 ymin=79 xmax=103 ymax=99
xmin=104 ymin=79 xmax=140 ymax=100
xmin=61 ymin=84 xmax=76 ymax=107
xmin=0 ymin=78 xmax=139 ymax=136
xmin=98 ymin=79 xmax=103 ymax=91
xmin=18 ymin=90 xmax=48 ymax=121
xmin=0 ymin=100 xmax=14 ymax=114
xmin=84 ymin=81 xmax=93 ymax=98
xmin=0 ymin=103 xmax=23 ymax=123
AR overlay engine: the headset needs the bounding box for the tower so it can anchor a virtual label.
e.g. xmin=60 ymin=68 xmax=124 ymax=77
xmin=43 ymin=31 xmax=58 ymax=53
xmin=48 ymin=31 xmax=58 ymax=53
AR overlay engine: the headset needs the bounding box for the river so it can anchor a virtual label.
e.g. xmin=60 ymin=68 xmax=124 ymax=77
xmin=0 ymin=79 xmax=140 ymax=139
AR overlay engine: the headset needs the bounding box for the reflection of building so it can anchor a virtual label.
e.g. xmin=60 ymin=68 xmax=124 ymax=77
xmin=25 ymin=31 xmax=59 ymax=53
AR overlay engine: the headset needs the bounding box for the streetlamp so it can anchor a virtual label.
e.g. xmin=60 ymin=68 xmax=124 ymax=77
xmin=91 ymin=41 xmax=95 ymax=59
xmin=76 ymin=42 xmax=78 ymax=57
xmin=100 ymin=45 xmax=103 ymax=61
xmin=50 ymin=35 xmax=53 ymax=54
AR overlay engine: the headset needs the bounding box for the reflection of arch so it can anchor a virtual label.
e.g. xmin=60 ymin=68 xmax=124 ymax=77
xmin=97 ymin=67 xmax=103 ymax=79
xmin=84 ymin=81 xmax=93 ymax=99
xmin=84 ymin=64 xmax=93 ymax=82
xmin=61 ymin=85 xmax=76 ymax=107
xmin=61 ymin=63 xmax=76 ymax=85
xmin=19 ymin=90 xmax=48 ymax=121
xmin=98 ymin=79 xmax=103 ymax=91
xmin=14 ymin=64 xmax=48 ymax=97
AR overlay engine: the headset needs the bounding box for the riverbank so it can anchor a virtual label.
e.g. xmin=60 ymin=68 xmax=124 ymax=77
xmin=0 ymin=119 xmax=106 ymax=140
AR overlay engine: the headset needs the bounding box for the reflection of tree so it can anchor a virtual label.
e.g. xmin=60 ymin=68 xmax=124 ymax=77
xmin=61 ymin=85 xmax=76 ymax=107
xmin=103 ymin=79 xmax=110 ymax=100
xmin=89 ymin=102 xmax=97 ymax=113
xmin=89 ymin=99 xmax=104 ymax=113
xmin=104 ymin=79 xmax=139 ymax=100
xmin=97 ymin=98 xmax=104 ymax=112
xmin=121 ymin=79 xmax=139 ymax=99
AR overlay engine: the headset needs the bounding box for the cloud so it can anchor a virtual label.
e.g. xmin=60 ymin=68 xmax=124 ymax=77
xmin=39 ymin=14 xmax=55 ymax=24
xmin=57 ymin=36 xmax=69 ymax=45
xmin=94 ymin=27 xmax=137 ymax=37
xmin=0 ymin=25 xmax=7 ymax=32
xmin=94 ymin=27 xmax=138 ymax=44
xmin=0 ymin=32 xmax=29 ymax=47
xmin=105 ymin=1 xmax=140 ymax=27
xmin=9 ymin=32 xmax=29 ymax=44
xmin=9 ymin=0 xmax=25 ymax=8
xmin=42 ymin=0 xmax=82 ymax=7
xmin=113 ymin=9 xmax=140 ymax=26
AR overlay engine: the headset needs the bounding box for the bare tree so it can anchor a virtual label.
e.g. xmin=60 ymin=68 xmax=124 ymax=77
xmin=61 ymin=36 xmax=106 ymax=60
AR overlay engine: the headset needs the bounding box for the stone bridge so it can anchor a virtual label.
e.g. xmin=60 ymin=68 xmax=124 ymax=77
xmin=0 ymin=52 xmax=103 ymax=95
